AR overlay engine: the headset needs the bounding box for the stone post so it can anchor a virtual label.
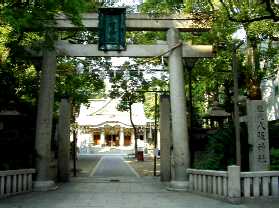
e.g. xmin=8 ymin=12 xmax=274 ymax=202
xmin=131 ymin=129 xmax=135 ymax=145
xmin=100 ymin=128 xmax=105 ymax=146
xmin=157 ymin=129 xmax=161 ymax=148
xmin=148 ymin=124 xmax=152 ymax=140
xmin=167 ymin=28 xmax=190 ymax=190
xmin=33 ymin=48 xmax=57 ymax=191
xmin=160 ymin=95 xmax=171 ymax=181
xmin=58 ymin=98 xmax=71 ymax=182
xmin=247 ymin=100 xmax=270 ymax=171
xmin=143 ymin=128 xmax=147 ymax=143
xmin=119 ymin=127 xmax=125 ymax=146
xmin=227 ymin=165 xmax=241 ymax=203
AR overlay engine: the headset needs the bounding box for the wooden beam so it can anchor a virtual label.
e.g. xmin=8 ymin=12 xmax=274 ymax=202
xmin=50 ymin=42 xmax=212 ymax=58
xmin=53 ymin=13 xmax=211 ymax=32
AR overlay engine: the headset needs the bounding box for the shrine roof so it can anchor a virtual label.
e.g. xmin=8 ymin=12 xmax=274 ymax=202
xmin=77 ymin=99 xmax=148 ymax=127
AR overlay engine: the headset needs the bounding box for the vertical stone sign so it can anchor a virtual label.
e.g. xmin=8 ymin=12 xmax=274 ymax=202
xmin=58 ymin=98 xmax=71 ymax=182
xmin=247 ymin=100 xmax=270 ymax=171
xmin=160 ymin=95 xmax=171 ymax=181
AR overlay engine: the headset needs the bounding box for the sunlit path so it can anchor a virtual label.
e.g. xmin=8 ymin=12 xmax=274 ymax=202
xmin=91 ymin=156 xmax=139 ymax=178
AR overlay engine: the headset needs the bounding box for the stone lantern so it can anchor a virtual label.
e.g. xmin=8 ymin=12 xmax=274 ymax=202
xmin=204 ymin=101 xmax=231 ymax=128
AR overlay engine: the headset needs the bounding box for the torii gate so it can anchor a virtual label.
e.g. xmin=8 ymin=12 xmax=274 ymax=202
xmin=32 ymin=13 xmax=213 ymax=191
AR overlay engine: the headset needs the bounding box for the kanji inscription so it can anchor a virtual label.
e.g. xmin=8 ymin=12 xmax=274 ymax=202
xmin=247 ymin=100 xmax=270 ymax=171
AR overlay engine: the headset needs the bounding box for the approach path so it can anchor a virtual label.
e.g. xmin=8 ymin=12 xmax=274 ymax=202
xmin=90 ymin=155 xmax=139 ymax=178
xmin=0 ymin=155 xmax=279 ymax=208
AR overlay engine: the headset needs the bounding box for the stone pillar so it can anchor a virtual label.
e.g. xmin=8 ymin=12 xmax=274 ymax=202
xmin=119 ymin=127 xmax=125 ymax=146
xmin=100 ymin=128 xmax=105 ymax=146
xmin=33 ymin=48 xmax=57 ymax=191
xmin=143 ymin=128 xmax=147 ymax=143
xmin=157 ymin=129 xmax=161 ymax=149
xmin=86 ymin=133 xmax=92 ymax=152
xmin=227 ymin=165 xmax=241 ymax=203
xmin=167 ymin=28 xmax=190 ymax=190
xmin=131 ymin=129 xmax=135 ymax=145
xmin=92 ymin=131 xmax=94 ymax=146
xmin=58 ymin=98 xmax=71 ymax=182
xmin=160 ymin=95 xmax=171 ymax=182
xmin=247 ymin=100 xmax=270 ymax=171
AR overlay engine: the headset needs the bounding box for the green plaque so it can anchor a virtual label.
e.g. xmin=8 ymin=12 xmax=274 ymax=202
xmin=98 ymin=8 xmax=126 ymax=51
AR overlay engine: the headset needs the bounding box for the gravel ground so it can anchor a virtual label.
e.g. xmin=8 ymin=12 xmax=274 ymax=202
xmin=70 ymin=155 xmax=101 ymax=177
xmin=125 ymin=156 xmax=160 ymax=177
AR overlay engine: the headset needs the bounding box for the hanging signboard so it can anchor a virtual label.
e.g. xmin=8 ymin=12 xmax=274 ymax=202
xmin=98 ymin=7 xmax=126 ymax=51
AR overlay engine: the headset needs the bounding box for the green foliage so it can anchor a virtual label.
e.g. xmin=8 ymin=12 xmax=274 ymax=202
xmin=55 ymin=57 xmax=105 ymax=108
xmin=140 ymin=0 xmax=184 ymax=15
xmin=109 ymin=60 xmax=149 ymax=111
xmin=143 ymin=92 xmax=155 ymax=119
xmin=0 ymin=63 xmax=18 ymax=109
xmin=0 ymin=25 xmax=11 ymax=63
xmin=268 ymin=121 xmax=279 ymax=172
xmin=0 ymin=61 xmax=39 ymax=113
xmin=126 ymin=31 xmax=165 ymax=45
xmin=193 ymin=124 xmax=236 ymax=170
xmin=140 ymin=0 xmax=214 ymax=15
xmin=270 ymin=148 xmax=279 ymax=170
xmin=219 ymin=0 xmax=279 ymax=22
xmin=0 ymin=0 xmax=106 ymax=113
xmin=1 ymin=0 xmax=90 ymax=30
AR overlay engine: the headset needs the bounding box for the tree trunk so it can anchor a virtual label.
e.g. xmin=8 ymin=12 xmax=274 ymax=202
xmin=129 ymin=103 xmax=137 ymax=158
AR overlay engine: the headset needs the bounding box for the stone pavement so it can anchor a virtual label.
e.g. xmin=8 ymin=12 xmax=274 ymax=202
xmin=0 ymin=155 xmax=279 ymax=208
xmin=91 ymin=156 xmax=139 ymax=178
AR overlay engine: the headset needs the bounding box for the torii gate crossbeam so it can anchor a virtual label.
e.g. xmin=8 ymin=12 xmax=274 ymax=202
xmin=52 ymin=13 xmax=211 ymax=32
xmin=30 ymin=42 xmax=212 ymax=58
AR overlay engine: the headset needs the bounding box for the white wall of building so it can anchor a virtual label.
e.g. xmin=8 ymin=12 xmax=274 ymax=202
xmin=261 ymin=73 xmax=279 ymax=121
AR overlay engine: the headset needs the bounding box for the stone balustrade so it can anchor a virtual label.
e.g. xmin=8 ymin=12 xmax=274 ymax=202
xmin=241 ymin=171 xmax=279 ymax=197
xmin=0 ymin=169 xmax=35 ymax=198
xmin=187 ymin=168 xmax=228 ymax=198
xmin=187 ymin=166 xmax=279 ymax=203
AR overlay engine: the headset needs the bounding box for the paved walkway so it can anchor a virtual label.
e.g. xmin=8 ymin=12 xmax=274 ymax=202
xmin=0 ymin=155 xmax=279 ymax=208
xmin=90 ymin=156 xmax=139 ymax=178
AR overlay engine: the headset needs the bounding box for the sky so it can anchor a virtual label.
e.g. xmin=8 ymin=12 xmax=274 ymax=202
xmin=232 ymin=27 xmax=247 ymax=42
xmin=107 ymin=0 xmax=143 ymax=7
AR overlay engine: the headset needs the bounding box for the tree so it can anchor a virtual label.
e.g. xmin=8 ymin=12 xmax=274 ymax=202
xmin=214 ymin=1 xmax=279 ymax=99
xmin=0 ymin=1 xmax=110 ymax=169
xmin=0 ymin=1 xmax=92 ymax=110
xmin=136 ymin=0 xmax=279 ymax=170
xmin=219 ymin=0 xmax=279 ymax=23
xmin=108 ymin=60 xmax=151 ymax=156
xmin=0 ymin=1 xmax=109 ymax=113
xmin=56 ymin=58 xmax=106 ymax=105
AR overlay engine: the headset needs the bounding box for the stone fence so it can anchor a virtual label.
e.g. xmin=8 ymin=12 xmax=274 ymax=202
xmin=0 ymin=169 xmax=35 ymax=199
xmin=187 ymin=166 xmax=279 ymax=203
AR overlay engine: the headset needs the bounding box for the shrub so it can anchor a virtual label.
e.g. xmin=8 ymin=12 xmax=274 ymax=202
xmin=193 ymin=124 xmax=236 ymax=170
xmin=270 ymin=148 xmax=279 ymax=170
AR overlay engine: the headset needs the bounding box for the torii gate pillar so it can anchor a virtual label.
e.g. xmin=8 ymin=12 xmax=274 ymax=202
xmin=33 ymin=48 xmax=57 ymax=191
xmin=167 ymin=28 xmax=190 ymax=191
